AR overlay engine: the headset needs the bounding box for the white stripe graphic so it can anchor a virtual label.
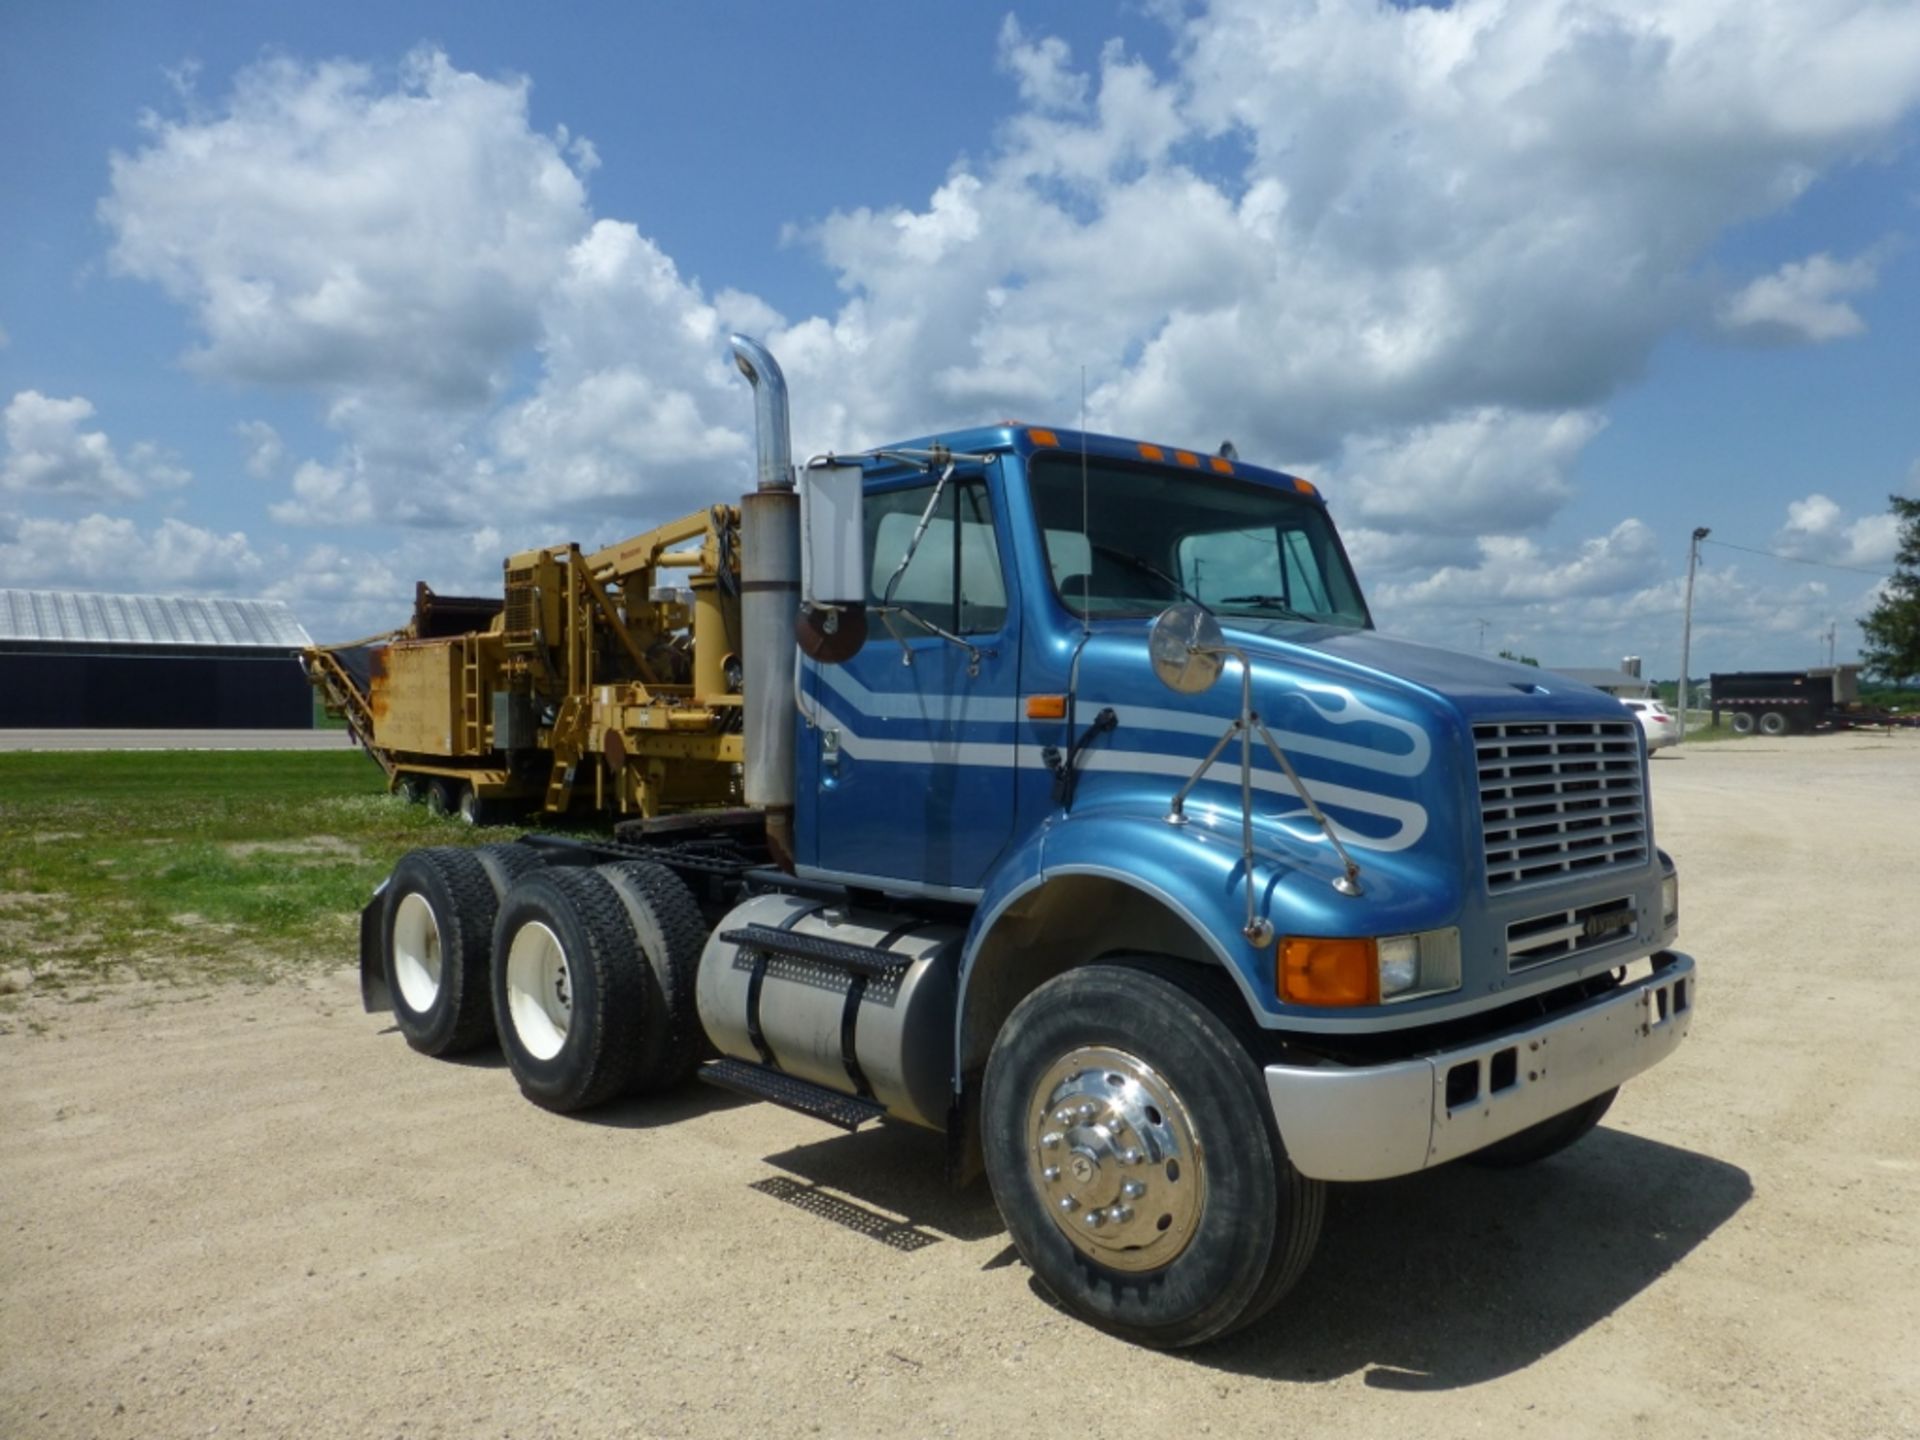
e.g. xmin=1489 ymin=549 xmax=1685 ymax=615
xmin=812 ymin=701 xmax=1427 ymax=852
xmin=810 ymin=657 xmax=1430 ymax=779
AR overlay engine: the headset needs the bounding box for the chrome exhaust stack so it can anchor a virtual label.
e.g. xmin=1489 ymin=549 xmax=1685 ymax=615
xmin=730 ymin=335 xmax=795 ymax=494
xmin=729 ymin=334 xmax=800 ymax=866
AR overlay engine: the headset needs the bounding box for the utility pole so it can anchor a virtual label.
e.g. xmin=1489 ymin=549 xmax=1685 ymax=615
xmin=1476 ymin=617 xmax=1489 ymax=653
xmin=1825 ymin=622 xmax=1836 ymax=668
xmin=1678 ymin=527 xmax=1709 ymax=742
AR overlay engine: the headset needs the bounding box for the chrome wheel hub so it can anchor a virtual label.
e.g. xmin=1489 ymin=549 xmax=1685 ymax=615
xmin=1026 ymin=1046 xmax=1205 ymax=1272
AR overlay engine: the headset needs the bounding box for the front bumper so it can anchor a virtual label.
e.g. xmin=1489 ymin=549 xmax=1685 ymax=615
xmin=1265 ymin=951 xmax=1695 ymax=1181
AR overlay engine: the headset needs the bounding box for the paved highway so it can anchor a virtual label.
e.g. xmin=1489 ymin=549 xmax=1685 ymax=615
xmin=0 ymin=729 xmax=359 ymax=751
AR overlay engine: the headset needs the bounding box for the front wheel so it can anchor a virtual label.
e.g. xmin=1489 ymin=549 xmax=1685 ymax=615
xmin=981 ymin=961 xmax=1323 ymax=1349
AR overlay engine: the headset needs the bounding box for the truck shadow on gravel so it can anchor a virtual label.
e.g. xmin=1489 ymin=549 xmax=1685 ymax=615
xmin=1203 ymin=1127 xmax=1752 ymax=1388
xmin=757 ymin=1123 xmax=1007 ymax=1244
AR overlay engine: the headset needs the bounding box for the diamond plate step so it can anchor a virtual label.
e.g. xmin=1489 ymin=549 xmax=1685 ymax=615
xmin=699 ymin=1058 xmax=887 ymax=1131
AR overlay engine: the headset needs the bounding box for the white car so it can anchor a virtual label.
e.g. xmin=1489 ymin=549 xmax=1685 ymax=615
xmin=1621 ymin=697 xmax=1681 ymax=752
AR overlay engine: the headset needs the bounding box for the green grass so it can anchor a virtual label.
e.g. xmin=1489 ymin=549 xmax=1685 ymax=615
xmin=0 ymin=750 xmax=533 ymax=1005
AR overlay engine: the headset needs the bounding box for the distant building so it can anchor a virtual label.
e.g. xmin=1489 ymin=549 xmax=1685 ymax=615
xmin=1543 ymin=664 xmax=1655 ymax=699
xmin=0 ymin=589 xmax=314 ymax=728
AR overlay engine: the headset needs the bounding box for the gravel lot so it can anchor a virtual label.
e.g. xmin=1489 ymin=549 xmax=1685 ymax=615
xmin=3 ymin=732 xmax=1916 ymax=1439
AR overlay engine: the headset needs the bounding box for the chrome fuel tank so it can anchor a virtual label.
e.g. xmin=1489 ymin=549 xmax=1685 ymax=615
xmin=695 ymin=893 xmax=962 ymax=1130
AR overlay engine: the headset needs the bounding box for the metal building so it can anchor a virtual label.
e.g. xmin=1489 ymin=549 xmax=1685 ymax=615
xmin=0 ymin=589 xmax=315 ymax=728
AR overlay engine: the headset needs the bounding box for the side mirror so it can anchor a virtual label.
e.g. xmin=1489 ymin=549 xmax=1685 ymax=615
xmin=1148 ymin=603 xmax=1225 ymax=694
xmin=797 ymin=458 xmax=868 ymax=663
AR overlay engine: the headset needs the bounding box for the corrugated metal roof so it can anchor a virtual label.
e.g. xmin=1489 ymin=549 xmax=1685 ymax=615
xmin=0 ymin=589 xmax=312 ymax=649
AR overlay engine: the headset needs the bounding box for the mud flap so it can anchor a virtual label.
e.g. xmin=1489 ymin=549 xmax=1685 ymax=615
xmin=945 ymin=1073 xmax=985 ymax=1191
xmin=359 ymin=885 xmax=391 ymax=1014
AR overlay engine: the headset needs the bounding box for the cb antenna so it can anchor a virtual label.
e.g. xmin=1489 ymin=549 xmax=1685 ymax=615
xmin=1080 ymin=366 xmax=1090 ymax=635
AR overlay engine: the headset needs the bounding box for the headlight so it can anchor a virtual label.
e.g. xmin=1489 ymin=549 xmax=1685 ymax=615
xmin=1279 ymin=927 xmax=1461 ymax=1006
xmin=1377 ymin=935 xmax=1420 ymax=996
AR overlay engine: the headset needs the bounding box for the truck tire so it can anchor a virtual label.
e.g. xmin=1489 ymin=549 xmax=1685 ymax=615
xmin=1759 ymin=711 xmax=1788 ymax=736
xmin=381 ymin=847 xmax=502 ymax=1056
xmin=597 ymin=861 xmax=709 ymax=1091
xmin=980 ymin=960 xmax=1324 ymax=1349
xmin=426 ymin=777 xmax=462 ymax=817
xmin=1468 ymin=1087 xmax=1617 ymax=1168
xmin=395 ymin=775 xmax=426 ymax=805
xmin=459 ymin=787 xmax=511 ymax=827
xmin=1730 ymin=712 xmax=1755 ymax=735
xmin=471 ymin=842 xmax=542 ymax=902
xmin=491 ymin=867 xmax=654 ymax=1113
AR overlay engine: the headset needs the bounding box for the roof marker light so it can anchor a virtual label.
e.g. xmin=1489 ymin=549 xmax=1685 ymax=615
xmin=1138 ymin=443 xmax=1164 ymax=461
xmin=1028 ymin=428 xmax=1058 ymax=448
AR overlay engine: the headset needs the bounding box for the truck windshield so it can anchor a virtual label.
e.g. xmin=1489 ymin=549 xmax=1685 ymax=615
xmin=1029 ymin=454 xmax=1371 ymax=627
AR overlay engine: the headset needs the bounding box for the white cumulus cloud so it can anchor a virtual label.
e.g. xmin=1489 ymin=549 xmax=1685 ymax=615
xmin=235 ymin=419 xmax=284 ymax=479
xmin=1 ymin=391 xmax=188 ymax=500
xmin=1717 ymin=252 xmax=1880 ymax=344
xmin=0 ymin=512 xmax=260 ymax=588
xmin=1773 ymin=492 xmax=1902 ymax=568
xmin=85 ymin=6 xmax=1920 ymax=659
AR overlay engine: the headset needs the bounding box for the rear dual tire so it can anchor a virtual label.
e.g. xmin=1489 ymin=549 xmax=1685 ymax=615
xmin=491 ymin=862 xmax=705 ymax=1112
xmin=381 ymin=844 xmax=542 ymax=1055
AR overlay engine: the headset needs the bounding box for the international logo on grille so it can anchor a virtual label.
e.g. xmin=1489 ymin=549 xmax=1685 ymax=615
xmin=1584 ymin=909 xmax=1633 ymax=941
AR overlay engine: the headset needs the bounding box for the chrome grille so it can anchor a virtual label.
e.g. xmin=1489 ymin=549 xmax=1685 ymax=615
xmin=1506 ymin=897 xmax=1636 ymax=970
xmin=1476 ymin=720 xmax=1647 ymax=891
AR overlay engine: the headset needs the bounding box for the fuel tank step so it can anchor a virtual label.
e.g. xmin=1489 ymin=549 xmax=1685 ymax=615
xmin=717 ymin=923 xmax=913 ymax=977
xmin=699 ymin=1058 xmax=888 ymax=1130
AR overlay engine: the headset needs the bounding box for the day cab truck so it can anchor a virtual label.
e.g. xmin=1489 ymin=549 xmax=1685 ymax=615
xmin=356 ymin=336 xmax=1696 ymax=1348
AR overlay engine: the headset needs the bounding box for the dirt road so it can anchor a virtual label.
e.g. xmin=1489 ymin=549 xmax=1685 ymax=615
xmin=4 ymin=733 xmax=1916 ymax=1438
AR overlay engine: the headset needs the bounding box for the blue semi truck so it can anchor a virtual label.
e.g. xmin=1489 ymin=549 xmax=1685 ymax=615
xmin=359 ymin=336 xmax=1696 ymax=1348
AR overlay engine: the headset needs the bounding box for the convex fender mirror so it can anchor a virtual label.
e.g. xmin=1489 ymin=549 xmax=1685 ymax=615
xmin=797 ymin=458 xmax=867 ymax=664
xmin=1148 ymin=603 xmax=1226 ymax=694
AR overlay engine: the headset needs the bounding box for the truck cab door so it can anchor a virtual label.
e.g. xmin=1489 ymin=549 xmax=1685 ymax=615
xmin=798 ymin=470 xmax=1020 ymax=893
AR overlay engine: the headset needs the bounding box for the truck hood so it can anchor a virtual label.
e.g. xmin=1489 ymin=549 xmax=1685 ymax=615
xmin=1221 ymin=619 xmax=1616 ymax=724
xmin=1067 ymin=618 xmax=1629 ymax=868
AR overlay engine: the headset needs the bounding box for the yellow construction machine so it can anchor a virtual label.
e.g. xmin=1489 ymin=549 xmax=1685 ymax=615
xmin=307 ymin=504 xmax=749 ymax=829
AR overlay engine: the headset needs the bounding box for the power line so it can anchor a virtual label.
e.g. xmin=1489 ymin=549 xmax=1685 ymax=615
xmin=1701 ymin=537 xmax=1890 ymax=579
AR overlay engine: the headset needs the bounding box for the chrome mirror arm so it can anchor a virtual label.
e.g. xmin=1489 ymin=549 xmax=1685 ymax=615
xmin=1163 ymin=647 xmax=1365 ymax=942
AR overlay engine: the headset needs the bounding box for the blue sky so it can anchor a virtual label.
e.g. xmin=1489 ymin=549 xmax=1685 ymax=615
xmin=3 ymin=0 xmax=1917 ymax=676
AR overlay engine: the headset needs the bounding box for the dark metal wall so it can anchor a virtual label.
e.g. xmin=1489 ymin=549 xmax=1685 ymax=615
xmin=0 ymin=646 xmax=312 ymax=728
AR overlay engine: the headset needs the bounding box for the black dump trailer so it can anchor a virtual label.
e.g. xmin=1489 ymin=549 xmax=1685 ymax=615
xmin=1706 ymin=665 xmax=1908 ymax=734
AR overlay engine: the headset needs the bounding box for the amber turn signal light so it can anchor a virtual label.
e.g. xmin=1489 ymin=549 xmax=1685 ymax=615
xmin=1025 ymin=695 xmax=1068 ymax=720
xmin=1279 ymin=936 xmax=1380 ymax=1007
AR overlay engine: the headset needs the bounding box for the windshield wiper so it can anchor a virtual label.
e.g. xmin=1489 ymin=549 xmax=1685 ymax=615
xmin=1217 ymin=594 xmax=1312 ymax=621
xmin=1091 ymin=543 xmax=1211 ymax=611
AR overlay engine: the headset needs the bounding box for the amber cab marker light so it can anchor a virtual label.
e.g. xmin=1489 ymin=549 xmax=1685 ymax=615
xmin=1026 ymin=695 xmax=1068 ymax=720
xmin=1138 ymin=443 xmax=1165 ymax=461
xmin=1027 ymin=428 xmax=1059 ymax=448
xmin=1280 ymin=936 xmax=1380 ymax=1007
